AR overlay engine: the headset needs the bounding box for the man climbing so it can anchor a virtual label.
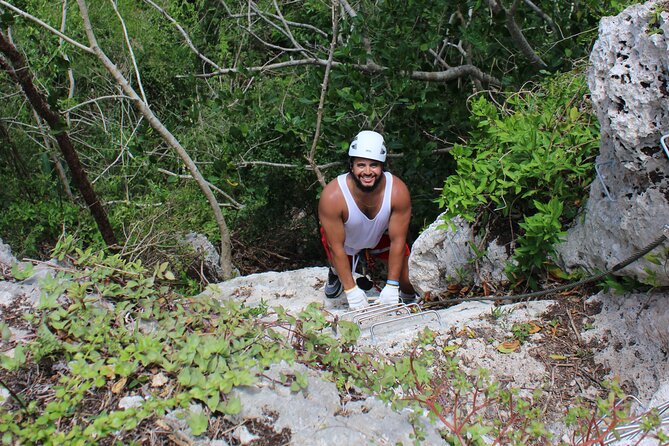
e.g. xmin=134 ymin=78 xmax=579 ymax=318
xmin=318 ymin=130 xmax=416 ymax=309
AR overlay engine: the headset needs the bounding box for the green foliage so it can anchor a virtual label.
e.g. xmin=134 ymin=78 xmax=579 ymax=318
xmin=647 ymin=2 xmax=668 ymax=35
xmin=0 ymin=198 xmax=101 ymax=259
xmin=437 ymin=71 xmax=600 ymax=287
xmin=2 ymin=242 xmax=665 ymax=444
xmin=598 ymin=274 xmax=647 ymax=294
xmin=507 ymin=198 xmax=567 ymax=288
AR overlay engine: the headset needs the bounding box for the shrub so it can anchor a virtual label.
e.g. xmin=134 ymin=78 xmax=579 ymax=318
xmin=437 ymin=70 xmax=600 ymax=288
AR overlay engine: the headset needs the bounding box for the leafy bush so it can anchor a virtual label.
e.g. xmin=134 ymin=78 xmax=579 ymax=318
xmin=437 ymin=70 xmax=600 ymax=287
xmin=1 ymin=241 xmax=667 ymax=444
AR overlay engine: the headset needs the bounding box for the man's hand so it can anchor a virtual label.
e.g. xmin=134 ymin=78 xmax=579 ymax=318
xmin=379 ymin=284 xmax=399 ymax=305
xmin=345 ymin=286 xmax=369 ymax=309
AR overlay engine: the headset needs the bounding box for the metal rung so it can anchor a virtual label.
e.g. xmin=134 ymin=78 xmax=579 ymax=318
xmin=660 ymin=134 xmax=669 ymax=160
xmin=355 ymin=305 xmax=412 ymax=327
xmin=370 ymin=310 xmax=442 ymax=343
xmin=595 ymin=159 xmax=615 ymax=201
xmin=600 ymin=399 xmax=669 ymax=445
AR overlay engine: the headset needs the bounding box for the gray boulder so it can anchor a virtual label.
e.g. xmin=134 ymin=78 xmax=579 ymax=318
xmin=408 ymin=214 xmax=510 ymax=296
xmin=0 ymin=237 xmax=16 ymax=268
xmin=182 ymin=232 xmax=229 ymax=282
xmin=556 ymin=1 xmax=669 ymax=286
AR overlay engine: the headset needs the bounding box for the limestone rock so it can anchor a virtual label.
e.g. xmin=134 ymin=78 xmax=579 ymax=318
xmin=0 ymin=238 xmax=16 ymax=267
xmin=408 ymin=214 xmax=510 ymax=295
xmin=556 ymin=1 xmax=669 ymax=286
xmin=230 ymin=362 xmax=446 ymax=445
xmin=583 ymin=291 xmax=669 ymax=402
xmin=182 ymin=232 xmax=228 ymax=282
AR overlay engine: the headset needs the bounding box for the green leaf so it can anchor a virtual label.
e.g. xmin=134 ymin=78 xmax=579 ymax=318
xmin=186 ymin=410 xmax=209 ymax=436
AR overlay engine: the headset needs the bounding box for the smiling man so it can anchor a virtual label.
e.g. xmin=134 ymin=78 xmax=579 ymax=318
xmin=318 ymin=130 xmax=416 ymax=309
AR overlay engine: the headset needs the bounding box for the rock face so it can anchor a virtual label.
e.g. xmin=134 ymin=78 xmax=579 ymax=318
xmin=584 ymin=291 xmax=669 ymax=403
xmin=181 ymin=232 xmax=227 ymax=282
xmin=0 ymin=238 xmax=16 ymax=267
xmin=556 ymin=1 xmax=669 ymax=286
xmin=408 ymin=215 xmax=510 ymax=296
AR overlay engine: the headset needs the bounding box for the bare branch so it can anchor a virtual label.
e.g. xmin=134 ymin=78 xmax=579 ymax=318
xmin=59 ymin=0 xmax=76 ymax=107
xmin=338 ymin=0 xmax=356 ymax=18
xmin=243 ymin=25 xmax=304 ymax=53
xmin=523 ymin=0 xmax=560 ymax=37
xmin=110 ymin=0 xmax=147 ymax=103
xmin=143 ymin=0 xmax=223 ymax=72
xmin=63 ymin=94 xmax=134 ymax=113
xmin=247 ymin=1 xmax=309 ymax=56
xmin=217 ymin=0 xmax=327 ymax=36
xmin=236 ymin=160 xmax=343 ymax=170
xmin=0 ymin=0 xmax=92 ymax=54
xmin=486 ymin=0 xmax=547 ymax=69
xmin=306 ymin=1 xmax=339 ymax=189
xmin=157 ymin=168 xmax=244 ymax=210
xmin=187 ymin=57 xmax=501 ymax=86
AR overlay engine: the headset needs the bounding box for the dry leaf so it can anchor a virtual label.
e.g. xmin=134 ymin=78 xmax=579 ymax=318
xmin=549 ymin=354 xmax=568 ymax=360
xmin=528 ymin=322 xmax=542 ymax=334
xmin=151 ymin=372 xmax=169 ymax=388
xmin=111 ymin=376 xmax=127 ymax=394
xmin=497 ymin=340 xmax=520 ymax=353
xmin=456 ymin=326 xmax=475 ymax=338
xmin=443 ymin=344 xmax=460 ymax=353
xmin=446 ymin=284 xmax=461 ymax=294
xmin=154 ymin=419 xmax=170 ymax=430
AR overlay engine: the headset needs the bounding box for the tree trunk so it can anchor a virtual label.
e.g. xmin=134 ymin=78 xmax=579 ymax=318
xmin=0 ymin=31 xmax=118 ymax=249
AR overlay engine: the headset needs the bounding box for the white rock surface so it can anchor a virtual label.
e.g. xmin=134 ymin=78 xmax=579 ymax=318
xmin=408 ymin=214 xmax=510 ymax=296
xmin=556 ymin=1 xmax=669 ymax=286
xmin=0 ymin=238 xmax=16 ymax=267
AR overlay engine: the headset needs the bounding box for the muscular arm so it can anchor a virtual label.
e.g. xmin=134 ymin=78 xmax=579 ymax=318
xmin=318 ymin=181 xmax=356 ymax=290
xmin=386 ymin=176 xmax=411 ymax=282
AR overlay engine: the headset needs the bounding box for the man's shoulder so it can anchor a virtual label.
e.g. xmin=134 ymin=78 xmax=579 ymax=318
xmin=324 ymin=174 xmax=345 ymax=191
xmin=320 ymin=175 xmax=346 ymax=202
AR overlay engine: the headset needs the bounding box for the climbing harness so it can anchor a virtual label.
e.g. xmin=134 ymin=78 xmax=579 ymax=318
xmin=423 ymin=224 xmax=669 ymax=308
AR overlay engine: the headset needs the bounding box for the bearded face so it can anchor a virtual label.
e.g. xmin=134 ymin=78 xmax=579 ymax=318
xmin=349 ymin=157 xmax=384 ymax=192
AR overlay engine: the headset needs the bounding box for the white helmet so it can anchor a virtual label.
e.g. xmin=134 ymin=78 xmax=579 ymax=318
xmin=348 ymin=130 xmax=387 ymax=162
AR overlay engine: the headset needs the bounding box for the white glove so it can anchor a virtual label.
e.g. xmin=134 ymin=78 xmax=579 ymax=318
xmin=379 ymin=284 xmax=400 ymax=305
xmin=345 ymin=286 xmax=369 ymax=309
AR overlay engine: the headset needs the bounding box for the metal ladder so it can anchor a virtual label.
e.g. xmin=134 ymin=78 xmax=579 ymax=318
xmin=336 ymin=302 xmax=442 ymax=343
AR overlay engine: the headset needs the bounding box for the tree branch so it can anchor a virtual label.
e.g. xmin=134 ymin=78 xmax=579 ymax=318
xmin=523 ymin=0 xmax=560 ymax=37
xmin=486 ymin=0 xmax=547 ymax=69
xmin=0 ymin=0 xmax=92 ymax=54
xmin=0 ymin=31 xmax=118 ymax=248
xmin=187 ymin=58 xmax=501 ymax=86
xmin=157 ymin=168 xmax=244 ymax=210
xmin=306 ymin=1 xmax=339 ymax=189
xmin=75 ymin=0 xmax=235 ymax=278
xmin=63 ymin=94 xmax=134 ymax=113
xmin=236 ymin=160 xmax=343 ymax=170
xmin=110 ymin=0 xmax=147 ymax=103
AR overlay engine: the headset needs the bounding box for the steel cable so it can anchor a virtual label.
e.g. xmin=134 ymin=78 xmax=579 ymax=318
xmin=422 ymin=226 xmax=669 ymax=308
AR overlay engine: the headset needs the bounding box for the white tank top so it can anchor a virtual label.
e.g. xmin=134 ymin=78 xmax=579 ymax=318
xmin=337 ymin=172 xmax=393 ymax=256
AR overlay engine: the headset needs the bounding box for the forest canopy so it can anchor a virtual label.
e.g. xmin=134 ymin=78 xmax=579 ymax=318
xmin=0 ymin=0 xmax=636 ymax=286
